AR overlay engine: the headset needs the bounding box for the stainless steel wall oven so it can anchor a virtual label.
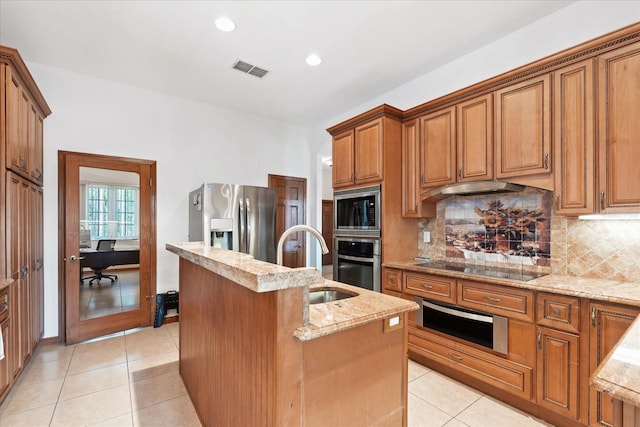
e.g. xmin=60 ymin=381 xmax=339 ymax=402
xmin=414 ymin=298 xmax=508 ymax=354
xmin=333 ymin=237 xmax=381 ymax=293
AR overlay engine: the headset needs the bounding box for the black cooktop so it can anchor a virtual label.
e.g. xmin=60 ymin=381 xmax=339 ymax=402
xmin=414 ymin=261 xmax=549 ymax=282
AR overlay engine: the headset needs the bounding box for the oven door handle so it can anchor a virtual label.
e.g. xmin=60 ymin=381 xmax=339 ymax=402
xmin=337 ymin=254 xmax=375 ymax=263
xmin=423 ymin=301 xmax=493 ymax=324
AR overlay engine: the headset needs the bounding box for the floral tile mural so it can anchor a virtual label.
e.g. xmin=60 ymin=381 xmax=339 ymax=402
xmin=444 ymin=193 xmax=552 ymax=267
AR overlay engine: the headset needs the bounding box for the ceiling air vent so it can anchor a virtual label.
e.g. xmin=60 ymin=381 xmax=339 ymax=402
xmin=233 ymin=60 xmax=269 ymax=78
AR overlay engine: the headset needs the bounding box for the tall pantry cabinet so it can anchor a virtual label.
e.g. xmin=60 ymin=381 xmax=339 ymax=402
xmin=0 ymin=46 xmax=50 ymax=403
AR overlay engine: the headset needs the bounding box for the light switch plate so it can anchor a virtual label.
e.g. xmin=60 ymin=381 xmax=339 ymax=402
xmin=423 ymin=231 xmax=431 ymax=243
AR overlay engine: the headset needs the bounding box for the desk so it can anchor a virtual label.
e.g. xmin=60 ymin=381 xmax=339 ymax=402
xmin=80 ymin=249 xmax=140 ymax=286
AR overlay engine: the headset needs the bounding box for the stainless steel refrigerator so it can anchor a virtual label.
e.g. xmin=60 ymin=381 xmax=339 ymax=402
xmin=188 ymin=183 xmax=277 ymax=263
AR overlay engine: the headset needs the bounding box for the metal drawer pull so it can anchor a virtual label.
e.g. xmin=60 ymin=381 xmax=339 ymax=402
xmin=552 ymin=308 xmax=561 ymax=316
xmin=0 ymin=302 xmax=7 ymax=308
xmin=421 ymin=284 xmax=433 ymax=289
xmin=448 ymin=352 xmax=463 ymax=361
xmin=483 ymin=296 xmax=501 ymax=303
xmin=537 ymin=330 xmax=542 ymax=349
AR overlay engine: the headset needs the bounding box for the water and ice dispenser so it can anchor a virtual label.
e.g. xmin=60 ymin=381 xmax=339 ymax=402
xmin=210 ymin=218 xmax=232 ymax=250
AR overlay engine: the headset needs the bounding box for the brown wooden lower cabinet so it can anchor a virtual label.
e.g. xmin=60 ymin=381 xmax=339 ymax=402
xmin=409 ymin=327 xmax=533 ymax=399
xmin=589 ymin=303 xmax=640 ymax=427
xmin=0 ymin=317 xmax=10 ymax=399
xmin=536 ymin=326 xmax=580 ymax=419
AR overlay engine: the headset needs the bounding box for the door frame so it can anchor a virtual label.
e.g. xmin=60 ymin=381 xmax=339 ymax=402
xmin=268 ymin=174 xmax=306 ymax=268
xmin=58 ymin=150 xmax=157 ymax=344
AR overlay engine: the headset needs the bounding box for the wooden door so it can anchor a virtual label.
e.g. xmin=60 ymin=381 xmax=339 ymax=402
xmin=598 ymin=43 xmax=640 ymax=213
xmin=6 ymin=172 xmax=31 ymax=378
xmin=419 ymin=106 xmax=456 ymax=188
xmin=554 ymin=59 xmax=595 ymax=215
xmin=269 ymin=174 xmax=306 ymax=268
xmin=321 ymin=200 xmax=333 ymax=265
xmin=332 ymin=130 xmax=354 ymax=188
xmin=536 ymin=327 xmax=579 ymax=420
xmin=457 ymin=93 xmax=493 ymax=182
xmin=589 ymin=303 xmax=639 ymax=427
xmin=354 ymin=118 xmax=383 ymax=184
xmin=59 ymin=151 xmax=156 ymax=344
xmin=495 ymin=74 xmax=551 ymax=178
xmin=402 ymin=119 xmax=420 ymax=217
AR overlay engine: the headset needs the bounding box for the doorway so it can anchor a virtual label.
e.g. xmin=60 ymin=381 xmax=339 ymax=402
xmin=58 ymin=151 xmax=156 ymax=344
xmin=268 ymin=174 xmax=306 ymax=268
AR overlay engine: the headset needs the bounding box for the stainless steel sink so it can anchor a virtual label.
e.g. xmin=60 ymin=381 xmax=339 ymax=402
xmin=309 ymin=288 xmax=358 ymax=304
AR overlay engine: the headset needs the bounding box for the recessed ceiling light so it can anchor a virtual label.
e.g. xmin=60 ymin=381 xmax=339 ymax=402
xmin=305 ymin=54 xmax=322 ymax=66
xmin=215 ymin=17 xmax=236 ymax=32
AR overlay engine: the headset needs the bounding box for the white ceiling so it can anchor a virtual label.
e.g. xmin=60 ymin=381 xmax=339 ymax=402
xmin=0 ymin=0 xmax=575 ymax=127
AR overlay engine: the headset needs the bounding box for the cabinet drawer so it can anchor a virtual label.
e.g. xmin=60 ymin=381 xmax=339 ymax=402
xmin=0 ymin=287 xmax=8 ymax=323
xmin=409 ymin=330 xmax=532 ymax=399
xmin=536 ymin=292 xmax=580 ymax=333
xmin=457 ymin=280 xmax=534 ymax=322
xmin=382 ymin=268 xmax=402 ymax=293
xmin=404 ymin=272 xmax=456 ymax=303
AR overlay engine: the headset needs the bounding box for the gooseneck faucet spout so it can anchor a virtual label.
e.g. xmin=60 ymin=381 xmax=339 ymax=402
xmin=276 ymin=225 xmax=329 ymax=266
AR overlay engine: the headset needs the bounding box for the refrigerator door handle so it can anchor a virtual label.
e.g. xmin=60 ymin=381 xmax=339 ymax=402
xmin=239 ymin=196 xmax=246 ymax=253
xmin=245 ymin=197 xmax=251 ymax=253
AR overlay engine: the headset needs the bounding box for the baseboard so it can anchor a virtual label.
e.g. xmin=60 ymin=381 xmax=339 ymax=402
xmin=39 ymin=336 xmax=60 ymax=345
xmin=163 ymin=315 xmax=179 ymax=325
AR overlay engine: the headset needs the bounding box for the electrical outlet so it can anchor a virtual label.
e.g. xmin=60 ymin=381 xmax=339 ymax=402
xmin=423 ymin=231 xmax=431 ymax=243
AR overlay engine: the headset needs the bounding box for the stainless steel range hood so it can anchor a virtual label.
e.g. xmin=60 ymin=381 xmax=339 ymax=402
xmin=421 ymin=181 xmax=525 ymax=201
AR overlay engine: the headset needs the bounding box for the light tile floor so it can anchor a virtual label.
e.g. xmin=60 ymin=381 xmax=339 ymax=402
xmin=0 ymin=323 xmax=554 ymax=426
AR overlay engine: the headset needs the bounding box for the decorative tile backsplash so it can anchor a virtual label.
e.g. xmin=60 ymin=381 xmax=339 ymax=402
xmin=418 ymin=188 xmax=640 ymax=281
xmin=443 ymin=193 xmax=551 ymax=267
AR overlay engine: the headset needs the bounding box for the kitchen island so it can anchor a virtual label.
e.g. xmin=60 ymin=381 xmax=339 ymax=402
xmin=166 ymin=242 xmax=418 ymax=427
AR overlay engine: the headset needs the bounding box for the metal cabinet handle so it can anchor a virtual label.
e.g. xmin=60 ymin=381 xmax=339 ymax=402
xmin=552 ymin=308 xmax=560 ymax=316
xmin=421 ymin=284 xmax=433 ymax=289
xmin=448 ymin=352 xmax=463 ymax=362
xmin=544 ymin=153 xmax=549 ymax=169
xmin=20 ymin=266 xmax=28 ymax=281
xmin=591 ymin=306 xmax=596 ymax=327
xmin=537 ymin=330 xmax=542 ymax=349
xmin=600 ymin=192 xmax=605 ymax=211
xmin=458 ymin=168 xmax=462 ymax=179
xmin=0 ymin=302 xmax=8 ymax=309
xmin=484 ymin=296 xmax=501 ymax=303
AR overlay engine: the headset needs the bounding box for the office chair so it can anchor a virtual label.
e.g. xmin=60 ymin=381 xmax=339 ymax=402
xmin=83 ymin=239 xmax=118 ymax=286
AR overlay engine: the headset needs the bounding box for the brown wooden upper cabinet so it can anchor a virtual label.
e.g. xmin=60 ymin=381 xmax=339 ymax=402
xmin=495 ymin=74 xmax=551 ymax=179
xmin=597 ymin=42 xmax=640 ymax=213
xmin=332 ymin=117 xmax=383 ymax=189
xmin=401 ymin=119 xmax=420 ymax=217
xmin=553 ymin=59 xmax=595 ymax=215
xmin=4 ymin=65 xmax=45 ymax=185
xmin=419 ymin=106 xmax=456 ymax=189
xmin=457 ymin=93 xmax=494 ymax=182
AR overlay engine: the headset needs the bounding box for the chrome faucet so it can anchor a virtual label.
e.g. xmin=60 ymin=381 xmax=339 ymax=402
xmin=276 ymin=224 xmax=329 ymax=266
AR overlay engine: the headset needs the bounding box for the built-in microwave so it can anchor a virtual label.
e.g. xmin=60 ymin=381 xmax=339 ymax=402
xmin=414 ymin=298 xmax=508 ymax=355
xmin=333 ymin=184 xmax=381 ymax=237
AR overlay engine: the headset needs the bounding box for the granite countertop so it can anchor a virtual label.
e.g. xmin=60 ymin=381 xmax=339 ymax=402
xmin=167 ymin=242 xmax=419 ymax=342
xmin=294 ymin=280 xmax=419 ymax=341
xmin=166 ymin=242 xmax=324 ymax=292
xmin=0 ymin=278 xmax=13 ymax=292
xmin=383 ymin=260 xmax=640 ymax=308
xmin=591 ymin=315 xmax=640 ymax=407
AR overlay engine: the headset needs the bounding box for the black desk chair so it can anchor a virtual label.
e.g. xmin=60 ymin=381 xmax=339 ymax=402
xmin=83 ymin=239 xmax=118 ymax=287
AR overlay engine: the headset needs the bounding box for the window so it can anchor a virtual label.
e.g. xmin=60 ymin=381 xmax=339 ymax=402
xmin=84 ymin=184 xmax=139 ymax=240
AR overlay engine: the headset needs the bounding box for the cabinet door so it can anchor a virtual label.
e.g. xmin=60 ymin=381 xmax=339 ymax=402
xmin=402 ymin=119 xmax=420 ymax=217
xmin=382 ymin=267 xmax=402 ymax=293
xmin=29 ymin=108 xmax=44 ymax=185
xmin=419 ymin=106 xmax=456 ymax=188
xmin=354 ymin=118 xmax=383 ymax=184
xmin=598 ymin=43 xmax=640 ymax=212
xmin=589 ymin=303 xmax=639 ymax=427
xmin=0 ymin=317 xmax=10 ymax=399
xmin=5 ymin=66 xmax=24 ymax=173
xmin=495 ymin=74 xmax=551 ymax=178
xmin=554 ymin=59 xmax=595 ymax=215
xmin=536 ymin=327 xmax=579 ymax=420
xmin=457 ymin=93 xmax=493 ymax=182
xmin=332 ymin=129 xmax=354 ymax=188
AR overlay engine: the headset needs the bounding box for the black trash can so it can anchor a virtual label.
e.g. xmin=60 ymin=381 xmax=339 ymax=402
xmin=154 ymin=290 xmax=179 ymax=328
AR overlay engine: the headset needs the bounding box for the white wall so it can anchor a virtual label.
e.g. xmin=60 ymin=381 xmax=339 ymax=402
xmin=323 ymin=1 xmax=640 ymax=128
xmin=31 ymin=63 xmax=317 ymax=338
